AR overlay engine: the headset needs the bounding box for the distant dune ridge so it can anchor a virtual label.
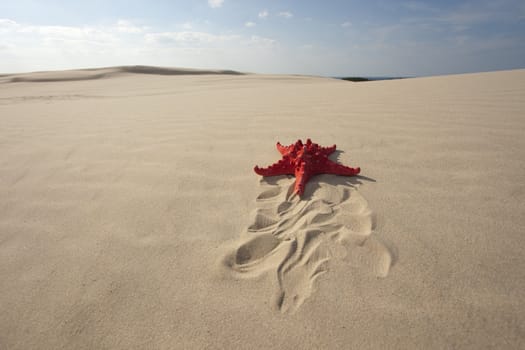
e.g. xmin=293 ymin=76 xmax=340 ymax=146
xmin=1 ymin=66 xmax=524 ymax=349
xmin=0 ymin=65 xmax=244 ymax=83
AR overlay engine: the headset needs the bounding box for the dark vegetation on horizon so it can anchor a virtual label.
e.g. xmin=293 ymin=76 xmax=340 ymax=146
xmin=338 ymin=76 xmax=406 ymax=82
xmin=340 ymin=77 xmax=370 ymax=82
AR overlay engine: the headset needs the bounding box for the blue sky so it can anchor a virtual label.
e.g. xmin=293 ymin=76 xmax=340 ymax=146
xmin=1 ymin=0 xmax=524 ymax=76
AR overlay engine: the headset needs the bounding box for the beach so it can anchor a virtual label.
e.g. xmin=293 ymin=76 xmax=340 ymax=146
xmin=1 ymin=67 xmax=524 ymax=349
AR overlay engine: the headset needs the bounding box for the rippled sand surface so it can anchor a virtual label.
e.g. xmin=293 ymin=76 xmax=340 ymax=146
xmin=1 ymin=67 xmax=524 ymax=349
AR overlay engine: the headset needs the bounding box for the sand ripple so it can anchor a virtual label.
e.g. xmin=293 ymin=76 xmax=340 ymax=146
xmin=223 ymin=176 xmax=392 ymax=313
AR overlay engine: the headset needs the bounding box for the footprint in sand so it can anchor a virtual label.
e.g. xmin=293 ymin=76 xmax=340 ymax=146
xmin=223 ymin=175 xmax=392 ymax=313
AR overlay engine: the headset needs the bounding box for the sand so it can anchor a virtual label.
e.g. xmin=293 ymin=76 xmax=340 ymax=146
xmin=1 ymin=66 xmax=524 ymax=349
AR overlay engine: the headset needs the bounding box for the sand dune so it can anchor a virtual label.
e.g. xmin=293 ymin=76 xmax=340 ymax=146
xmin=0 ymin=67 xmax=524 ymax=349
xmin=0 ymin=65 xmax=243 ymax=83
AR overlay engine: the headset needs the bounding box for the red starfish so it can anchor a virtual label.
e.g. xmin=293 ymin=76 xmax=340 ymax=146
xmin=254 ymin=139 xmax=360 ymax=196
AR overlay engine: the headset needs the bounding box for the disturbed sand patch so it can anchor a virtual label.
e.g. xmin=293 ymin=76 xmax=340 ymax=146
xmin=223 ymin=175 xmax=392 ymax=313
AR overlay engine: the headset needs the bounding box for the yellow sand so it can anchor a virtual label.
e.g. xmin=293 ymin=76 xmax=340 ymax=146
xmin=1 ymin=66 xmax=524 ymax=349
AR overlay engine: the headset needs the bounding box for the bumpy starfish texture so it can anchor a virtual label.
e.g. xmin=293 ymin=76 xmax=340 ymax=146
xmin=254 ymin=139 xmax=360 ymax=196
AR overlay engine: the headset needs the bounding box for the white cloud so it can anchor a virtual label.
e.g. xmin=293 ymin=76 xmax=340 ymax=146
xmin=0 ymin=18 xmax=17 ymax=25
xmin=341 ymin=21 xmax=352 ymax=28
xmin=245 ymin=21 xmax=256 ymax=28
xmin=0 ymin=16 xmax=284 ymax=73
xmin=278 ymin=11 xmax=293 ymax=19
xmin=15 ymin=23 xmax=117 ymax=43
xmin=0 ymin=18 xmax=140 ymax=41
xmin=258 ymin=10 xmax=269 ymax=19
xmin=145 ymin=31 xmax=239 ymax=45
xmin=249 ymin=35 xmax=275 ymax=46
xmin=0 ymin=18 xmax=19 ymax=33
xmin=208 ymin=0 xmax=224 ymax=8
xmin=145 ymin=31 xmax=276 ymax=48
xmin=116 ymin=20 xmax=148 ymax=33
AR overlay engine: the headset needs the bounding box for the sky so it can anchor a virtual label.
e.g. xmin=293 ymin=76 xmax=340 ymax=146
xmin=1 ymin=0 xmax=524 ymax=76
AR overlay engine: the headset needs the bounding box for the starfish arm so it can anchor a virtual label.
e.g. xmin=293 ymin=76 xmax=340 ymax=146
xmin=276 ymin=141 xmax=300 ymax=155
xmin=254 ymin=158 xmax=295 ymax=176
xmin=276 ymin=142 xmax=293 ymax=155
xmin=319 ymin=144 xmax=336 ymax=156
xmin=293 ymin=163 xmax=310 ymax=195
xmin=320 ymin=159 xmax=361 ymax=176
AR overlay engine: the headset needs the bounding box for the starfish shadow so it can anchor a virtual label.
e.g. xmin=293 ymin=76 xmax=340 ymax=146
xmin=298 ymin=174 xmax=374 ymax=201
